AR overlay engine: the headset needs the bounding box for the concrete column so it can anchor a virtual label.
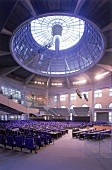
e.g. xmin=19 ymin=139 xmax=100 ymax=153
xmin=0 ymin=79 xmax=2 ymax=94
xmin=46 ymin=88 xmax=49 ymax=110
xmin=0 ymin=78 xmax=1 ymax=89
xmin=23 ymin=86 xmax=26 ymax=106
xmin=91 ymin=84 xmax=94 ymax=121
xmin=57 ymin=94 xmax=60 ymax=108
xmin=68 ymin=89 xmax=70 ymax=109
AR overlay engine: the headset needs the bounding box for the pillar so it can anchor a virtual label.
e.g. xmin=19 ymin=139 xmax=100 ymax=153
xmin=22 ymin=85 xmax=26 ymax=106
xmin=91 ymin=84 xmax=94 ymax=121
xmin=57 ymin=94 xmax=60 ymax=108
xmin=46 ymin=88 xmax=49 ymax=110
xmin=68 ymin=89 xmax=70 ymax=109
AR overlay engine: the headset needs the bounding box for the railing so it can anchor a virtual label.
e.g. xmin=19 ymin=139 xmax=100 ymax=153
xmin=48 ymin=108 xmax=57 ymax=116
xmin=0 ymin=77 xmax=47 ymax=108
xmin=0 ymin=94 xmax=39 ymax=114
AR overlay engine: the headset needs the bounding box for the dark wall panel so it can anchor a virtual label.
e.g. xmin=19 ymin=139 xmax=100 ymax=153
xmin=96 ymin=112 xmax=109 ymax=122
xmin=73 ymin=116 xmax=90 ymax=122
xmin=0 ymin=0 xmax=17 ymax=31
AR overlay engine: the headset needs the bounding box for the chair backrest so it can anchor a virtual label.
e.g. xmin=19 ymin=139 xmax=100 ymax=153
xmin=26 ymin=133 xmax=34 ymax=138
xmin=15 ymin=136 xmax=24 ymax=147
xmin=34 ymin=136 xmax=42 ymax=143
xmin=0 ymin=134 xmax=6 ymax=144
xmin=6 ymin=135 xmax=14 ymax=146
xmin=25 ymin=138 xmax=35 ymax=149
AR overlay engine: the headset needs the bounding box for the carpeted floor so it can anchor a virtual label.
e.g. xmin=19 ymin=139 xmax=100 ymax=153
xmin=0 ymin=130 xmax=112 ymax=170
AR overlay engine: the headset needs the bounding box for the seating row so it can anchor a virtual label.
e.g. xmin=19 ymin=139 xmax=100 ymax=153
xmin=0 ymin=133 xmax=52 ymax=154
xmin=72 ymin=129 xmax=111 ymax=140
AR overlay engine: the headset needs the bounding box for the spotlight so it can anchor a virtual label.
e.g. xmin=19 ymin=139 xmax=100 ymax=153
xmin=83 ymin=93 xmax=88 ymax=101
xmin=76 ymin=89 xmax=82 ymax=99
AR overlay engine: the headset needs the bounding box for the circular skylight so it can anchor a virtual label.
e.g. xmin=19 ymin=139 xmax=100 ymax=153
xmin=31 ymin=16 xmax=84 ymax=50
xmin=11 ymin=15 xmax=104 ymax=77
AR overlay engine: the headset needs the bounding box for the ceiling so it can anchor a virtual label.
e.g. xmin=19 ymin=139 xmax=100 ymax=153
xmin=0 ymin=0 xmax=112 ymax=94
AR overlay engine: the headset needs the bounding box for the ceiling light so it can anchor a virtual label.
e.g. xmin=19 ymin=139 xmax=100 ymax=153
xmin=95 ymin=72 xmax=109 ymax=80
xmin=36 ymin=82 xmax=45 ymax=85
xmin=52 ymin=83 xmax=62 ymax=86
xmin=73 ymin=80 xmax=87 ymax=85
xmin=37 ymin=98 xmax=42 ymax=100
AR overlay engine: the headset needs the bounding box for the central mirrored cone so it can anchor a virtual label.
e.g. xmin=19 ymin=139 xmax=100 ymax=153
xmin=52 ymin=24 xmax=62 ymax=55
xmin=12 ymin=15 xmax=104 ymax=76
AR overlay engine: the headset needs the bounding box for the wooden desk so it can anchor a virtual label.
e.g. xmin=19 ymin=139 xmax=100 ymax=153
xmin=72 ymin=131 xmax=82 ymax=138
xmin=48 ymin=132 xmax=59 ymax=139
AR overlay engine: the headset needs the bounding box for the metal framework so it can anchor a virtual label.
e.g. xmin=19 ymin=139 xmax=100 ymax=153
xmin=11 ymin=15 xmax=104 ymax=77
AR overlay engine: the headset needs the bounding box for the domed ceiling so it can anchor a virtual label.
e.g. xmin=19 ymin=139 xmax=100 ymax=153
xmin=0 ymin=0 xmax=112 ymax=93
xmin=11 ymin=15 xmax=104 ymax=77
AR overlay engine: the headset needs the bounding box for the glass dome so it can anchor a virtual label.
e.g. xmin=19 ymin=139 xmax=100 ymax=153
xmin=11 ymin=15 xmax=104 ymax=77
xmin=31 ymin=16 xmax=84 ymax=50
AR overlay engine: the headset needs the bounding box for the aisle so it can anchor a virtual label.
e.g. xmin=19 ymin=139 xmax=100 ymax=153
xmin=0 ymin=130 xmax=112 ymax=170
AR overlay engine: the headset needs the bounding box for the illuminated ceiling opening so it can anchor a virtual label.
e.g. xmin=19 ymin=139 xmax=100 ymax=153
xmin=11 ymin=15 xmax=104 ymax=77
xmin=31 ymin=16 xmax=84 ymax=50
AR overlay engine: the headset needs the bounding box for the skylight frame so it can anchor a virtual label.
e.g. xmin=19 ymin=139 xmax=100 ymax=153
xmin=31 ymin=16 xmax=85 ymax=51
xmin=11 ymin=14 xmax=105 ymax=77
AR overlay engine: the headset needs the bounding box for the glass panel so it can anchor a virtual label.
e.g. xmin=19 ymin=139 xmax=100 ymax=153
xmin=109 ymin=103 xmax=112 ymax=108
xmin=60 ymin=95 xmax=66 ymax=101
xmin=12 ymin=15 xmax=104 ymax=76
xmin=70 ymin=93 xmax=76 ymax=100
xmin=94 ymin=90 xmax=102 ymax=97
xmin=94 ymin=103 xmax=102 ymax=108
xmin=82 ymin=104 xmax=88 ymax=107
xmin=31 ymin=16 xmax=84 ymax=50
xmin=70 ymin=105 xmax=76 ymax=109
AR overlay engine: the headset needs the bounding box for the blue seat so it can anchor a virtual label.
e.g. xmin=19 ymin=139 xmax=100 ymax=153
xmin=25 ymin=138 xmax=38 ymax=154
xmin=6 ymin=135 xmax=16 ymax=150
xmin=15 ymin=135 xmax=25 ymax=151
xmin=0 ymin=134 xmax=6 ymax=148
xmin=46 ymin=135 xmax=52 ymax=143
xmin=26 ymin=133 xmax=34 ymax=138
xmin=40 ymin=134 xmax=49 ymax=145
xmin=34 ymin=136 xmax=44 ymax=148
xmin=91 ymin=133 xmax=101 ymax=140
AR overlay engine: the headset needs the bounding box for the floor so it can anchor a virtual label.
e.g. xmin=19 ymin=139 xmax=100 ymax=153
xmin=0 ymin=130 xmax=112 ymax=170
